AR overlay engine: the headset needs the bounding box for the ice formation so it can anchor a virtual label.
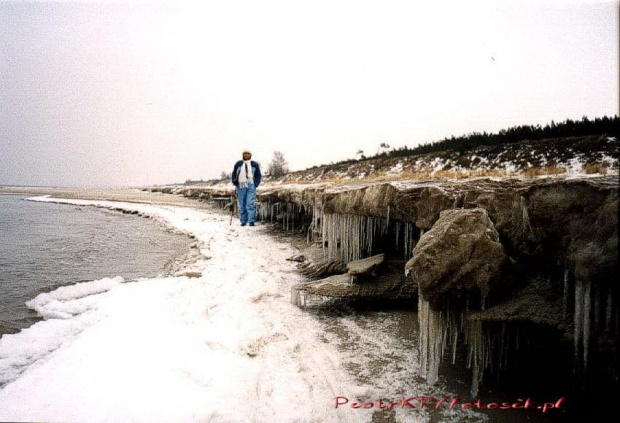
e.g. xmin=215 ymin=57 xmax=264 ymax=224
xmin=418 ymin=297 xmax=503 ymax=397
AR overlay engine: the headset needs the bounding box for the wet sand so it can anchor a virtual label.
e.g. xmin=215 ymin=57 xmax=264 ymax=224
xmin=0 ymin=186 xmax=209 ymax=209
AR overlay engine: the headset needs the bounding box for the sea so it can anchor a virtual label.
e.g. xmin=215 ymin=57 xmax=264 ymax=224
xmin=0 ymin=193 xmax=193 ymax=337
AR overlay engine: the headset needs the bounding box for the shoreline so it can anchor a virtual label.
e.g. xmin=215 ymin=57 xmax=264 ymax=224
xmin=0 ymin=186 xmax=213 ymax=209
xmin=0 ymin=193 xmax=200 ymax=338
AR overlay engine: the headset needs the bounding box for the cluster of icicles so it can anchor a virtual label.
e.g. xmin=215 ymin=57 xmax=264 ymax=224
xmin=418 ymin=298 xmax=494 ymax=397
xmin=258 ymin=199 xmax=418 ymax=263
xmin=417 ymin=272 xmax=618 ymax=396
xmin=565 ymin=270 xmax=617 ymax=382
xmin=247 ymin=197 xmax=617 ymax=396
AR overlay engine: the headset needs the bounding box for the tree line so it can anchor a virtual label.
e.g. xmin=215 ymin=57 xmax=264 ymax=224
xmin=383 ymin=115 xmax=619 ymax=158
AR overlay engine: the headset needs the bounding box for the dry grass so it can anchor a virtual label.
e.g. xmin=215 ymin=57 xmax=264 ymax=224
xmin=433 ymin=170 xmax=470 ymax=179
xmin=468 ymin=169 xmax=505 ymax=178
xmin=388 ymin=169 xmax=434 ymax=180
xmin=313 ymin=177 xmax=348 ymax=184
xmin=273 ymin=163 xmax=616 ymax=186
xmin=392 ymin=168 xmax=509 ymax=180
xmin=584 ymin=163 xmax=608 ymax=175
xmin=522 ymin=166 xmax=567 ymax=178
xmin=303 ymin=168 xmax=518 ymax=184
xmin=279 ymin=179 xmax=318 ymax=185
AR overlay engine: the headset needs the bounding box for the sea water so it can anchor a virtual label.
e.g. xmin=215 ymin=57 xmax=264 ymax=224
xmin=0 ymin=193 xmax=192 ymax=337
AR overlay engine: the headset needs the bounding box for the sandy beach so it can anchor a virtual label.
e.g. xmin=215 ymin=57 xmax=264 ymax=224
xmin=0 ymin=186 xmax=210 ymax=209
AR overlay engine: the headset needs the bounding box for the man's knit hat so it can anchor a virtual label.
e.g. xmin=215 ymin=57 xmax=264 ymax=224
xmin=242 ymin=149 xmax=252 ymax=158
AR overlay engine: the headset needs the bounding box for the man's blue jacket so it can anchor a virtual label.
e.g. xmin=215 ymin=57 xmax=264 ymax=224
xmin=231 ymin=160 xmax=262 ymax=187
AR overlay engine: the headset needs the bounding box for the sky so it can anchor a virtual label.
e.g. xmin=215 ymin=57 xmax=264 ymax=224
xmin=0 ymin=0 xmax=618 ymax=187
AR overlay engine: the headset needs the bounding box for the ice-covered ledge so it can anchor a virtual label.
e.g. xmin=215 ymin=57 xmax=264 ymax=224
xmin=147 ymin=174 xmax=618 ymax=398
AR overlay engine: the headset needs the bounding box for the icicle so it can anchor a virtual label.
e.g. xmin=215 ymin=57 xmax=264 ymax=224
xmin=574 ymin=279 xmax=584 ymax=374
xmin=428 ymin=308 xmax=444 ymax=385
xmin=327 ymin=213 xmax=332 ymax=260
xmin=466 ymin=320 xmax=482 ymax=397
xmin=341 ymin=214 xmax=346 ymax=262
xmin=418 ymin=297 xmax=449 ymax=386
xmin=583 ymin=280 xmax=591 ymax=372
xmin=451 ymin=319 xmax=458 ymax=365
xmin=594 ymin=286 xmax=602 ymax=330
xmin=404 ymin=223 xmax=409 ymax=259
xmin=365 ymin=216 xmax=371 ymax=258
xmin=322 ymin=213 xmax=327 ymax=259
xmin=563 ymin=269 xmax=570 ymax=318
xmin=395 ymin=222 xmax=400 ymax=252
xmin=316 ymin=212 xmax=393 ymax=263
xmin=606 ymin=289 xmax=614 ymax=332
xmin=520 ymin=196 xmax=533 ymax=236
xmin=419 ymin=297 xmax=430 ymax=379
xmin=464 ymin=319 xmax=489 ymax=397
xmin=515 ymin=326 xmax=519 ymax=352
xmin=498 ymin=324 xmax=506 ymax=373
xmin=386 ymin=205 xmax=390 ymax=228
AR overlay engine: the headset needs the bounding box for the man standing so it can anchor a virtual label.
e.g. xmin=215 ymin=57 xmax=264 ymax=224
xmin=231 ymin=150 xmax=262 ymax=226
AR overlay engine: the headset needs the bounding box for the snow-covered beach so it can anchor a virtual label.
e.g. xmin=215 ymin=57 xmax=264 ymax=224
xmin=0 ymin=194 xmax=476 ymax=423
xmin=0 ymin=196 xmax=358 ymax=421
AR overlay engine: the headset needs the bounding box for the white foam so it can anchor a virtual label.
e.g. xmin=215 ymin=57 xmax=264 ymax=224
xmin=25 ymin=277 xmax=123 ymax=319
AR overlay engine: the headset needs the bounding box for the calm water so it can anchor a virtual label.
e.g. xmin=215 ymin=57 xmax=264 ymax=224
xmin=0 ymin=194 xmax=193 ymax=337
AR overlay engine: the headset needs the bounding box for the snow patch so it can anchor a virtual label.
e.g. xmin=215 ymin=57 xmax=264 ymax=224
xmin=566 ymin=156 xmax=585 ymax=174
xmin=387 ymin=162 xmax=403 ymax=174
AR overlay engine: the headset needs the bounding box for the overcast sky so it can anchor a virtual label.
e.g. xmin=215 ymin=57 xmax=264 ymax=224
xmin=0 ymin=0 xmax=618 ymax=187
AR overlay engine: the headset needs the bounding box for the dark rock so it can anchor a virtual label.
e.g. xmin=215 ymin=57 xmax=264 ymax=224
xmin=565 ymin=190 xmax=618 ymax=288
xmin=292 ymin=274 xmax=353 ymax=298
xmin=292 ymin=258 xmax=414 ymax=306
xmin=346 ymin=254 xmax=385 ymax=277
xmin=175 ymin=271 xmax=202 ymax=278
xmin=286 ymin=253 xmax=306 ymax=262
xmin=468 ymin=285 xmax=564 ymax=328
xmin=297 ymin=258 xmax=347 ymax=278
xmin=406 ymin=208 xmax=507 ymax=307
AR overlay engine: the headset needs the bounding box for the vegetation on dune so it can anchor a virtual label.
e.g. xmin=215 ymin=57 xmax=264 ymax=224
xmin=308 ymin=115 xmax=619 ymax=169
xmin=390 ymin=115 xmax=619 ymax=157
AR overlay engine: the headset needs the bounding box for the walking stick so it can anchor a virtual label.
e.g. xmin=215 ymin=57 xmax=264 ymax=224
xmin=229 ymin=191 xmax=237 ymax=225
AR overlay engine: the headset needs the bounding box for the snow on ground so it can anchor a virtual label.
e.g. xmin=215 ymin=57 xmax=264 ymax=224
xmin=387 ymin=162 xmax=403 ymax=174
xmin=600 ymin=154 xmax=619 ymax=168
xmin=0 ymin=197 xmax=375 ymax=423
xmin=565 ymin=156 xmax=585 ymax=174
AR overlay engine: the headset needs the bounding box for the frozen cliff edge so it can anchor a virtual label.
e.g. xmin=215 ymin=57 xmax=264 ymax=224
xmin=147 ymin=173 xmax=618 ymax=407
